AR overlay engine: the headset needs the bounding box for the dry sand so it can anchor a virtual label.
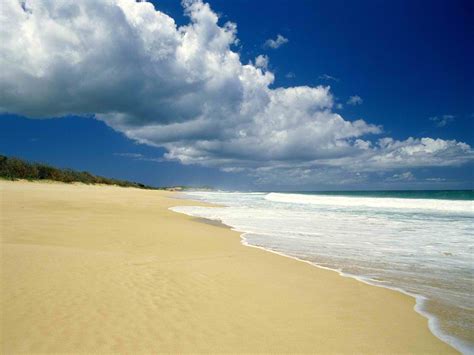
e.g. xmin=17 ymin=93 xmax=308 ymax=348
xmin=0 ymin=180 xmax=456 ymax=353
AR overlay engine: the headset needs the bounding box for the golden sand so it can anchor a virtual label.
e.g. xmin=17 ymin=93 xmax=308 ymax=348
xmin=0 ymin=181 xmax=456 ymax=353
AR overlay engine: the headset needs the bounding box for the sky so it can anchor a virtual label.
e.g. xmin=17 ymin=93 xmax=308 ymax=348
xmin=0 ymin=0 xmax=473 ymax=190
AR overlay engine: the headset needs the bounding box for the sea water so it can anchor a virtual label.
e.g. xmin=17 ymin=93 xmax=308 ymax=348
xmin=170 ymin=190 xmax=474 ymax=353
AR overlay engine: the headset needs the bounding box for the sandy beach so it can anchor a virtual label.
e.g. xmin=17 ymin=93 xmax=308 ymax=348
xmin=0 ymin=180 xmax=456 ymax=353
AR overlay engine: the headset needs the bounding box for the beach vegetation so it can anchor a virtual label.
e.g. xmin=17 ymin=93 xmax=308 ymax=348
xmin=0 ymin=155 xmax=158 ymax=189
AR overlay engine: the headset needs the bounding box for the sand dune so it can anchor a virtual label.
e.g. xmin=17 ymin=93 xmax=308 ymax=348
xmin=0 ymin=181 xmax=455 ymax=353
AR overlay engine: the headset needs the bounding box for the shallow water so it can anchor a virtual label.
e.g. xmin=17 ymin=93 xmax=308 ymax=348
xmin=171 ymin=190 xmax=474 ymax=353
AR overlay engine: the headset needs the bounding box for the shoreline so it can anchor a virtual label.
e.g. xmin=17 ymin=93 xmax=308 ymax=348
xmin=177 ymin=209 xmax=468 ymax=354
xmin=1 ymin=181 xmax=457 ymax=353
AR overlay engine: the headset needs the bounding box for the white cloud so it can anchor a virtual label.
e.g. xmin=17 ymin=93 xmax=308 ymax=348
xmin=114 ymin=152 xmax=164 ymax=162
xmin=347 ymin=95 xmax=363 ymax=105
xmin=429 ymin=114 xmax=455 ymax=127
xmin=264 ymin=34 xmax=288 ymax=49
xmin=373 ymin=137 xmax=469 ymax=168
xmin=114 ymin=153 xmax=144 ymax=159
xmin=319 ymin=74 xmax=339 ymax=82
xmin=386 ymin=171 xmax=415 ymax=182
xmin=1 ymin=0 xmax=242 ymax=125
xmin=285 ymin=71 xmax=295 ymax=79
xmin=324 ymin=137 xmax=473 ymax=171
xmin=426 ymin=177 xmax=446 ymax=182
xmin=254 ymin=54 xmax=269 ymax=70
xmin=0 ymin=0 xmax=472 ymax=186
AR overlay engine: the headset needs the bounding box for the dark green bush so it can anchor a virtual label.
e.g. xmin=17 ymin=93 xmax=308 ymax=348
xmin=0 ymin=155 xmax=157 ymax=189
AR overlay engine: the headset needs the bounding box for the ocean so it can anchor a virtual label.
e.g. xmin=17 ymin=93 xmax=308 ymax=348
xmin=171 ymin=190 xmax=473 ymax=353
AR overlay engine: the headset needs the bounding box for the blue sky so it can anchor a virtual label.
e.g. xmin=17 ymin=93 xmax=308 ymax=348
xmin=0 ymin=0 xmax=472 ymax=190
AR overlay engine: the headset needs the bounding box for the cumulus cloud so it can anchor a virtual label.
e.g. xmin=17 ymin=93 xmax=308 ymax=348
xmin=264 ymin=34 xmax=288 ymax=49
xmin=324 ymin=137 xmax=473 ymax=171
xmin=0 ymin=0 xmax=472 ymax=186
xmin=371 ymin=137 xmax=471 ymax=168
xmin=254 ymin=54 xmax=269 ymax=70
xmin=429 ymin=114 xmax=455 ymax=127
xmin=347 ymin=95 xmax=363 ymax=105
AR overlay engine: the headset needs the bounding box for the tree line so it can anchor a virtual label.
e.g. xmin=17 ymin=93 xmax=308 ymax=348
xmin=0 ymin=155 xmax=158 ymax=189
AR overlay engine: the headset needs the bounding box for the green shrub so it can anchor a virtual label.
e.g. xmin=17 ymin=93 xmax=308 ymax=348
xmin=0 ymin=155 xmax=157 ymax=189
